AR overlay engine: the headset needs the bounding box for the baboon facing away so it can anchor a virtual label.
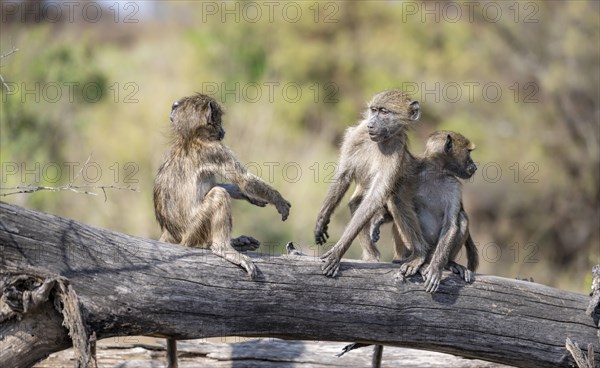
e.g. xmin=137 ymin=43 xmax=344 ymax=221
xmin=369 ymin=131 xmax=479 ymax=293
xmin=314 ymin=89 xmax=428 ymax=277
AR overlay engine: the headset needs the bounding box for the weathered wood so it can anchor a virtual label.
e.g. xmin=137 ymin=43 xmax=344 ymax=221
xmin=1 ymin=201 xmax=598 ymax=368
xmin=33 ymin=338 xmax=515 ymax=368
xmin=588 ymin=265 xmax=600 ymax=324
xmin=566 ymin=337 xmax=595 ymax=368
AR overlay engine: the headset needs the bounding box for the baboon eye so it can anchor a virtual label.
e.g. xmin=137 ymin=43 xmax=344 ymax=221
xmin=171 ymin=101 xmax=180 ymax=111
xmin=380 ymin=108 xmax=389 ymax=115
xmin=370 ymin=107 xmax=377 ymax=113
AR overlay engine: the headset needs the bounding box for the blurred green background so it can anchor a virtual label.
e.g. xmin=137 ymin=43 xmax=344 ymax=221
xmin=1 ymin=1 xmax=598 ymax=293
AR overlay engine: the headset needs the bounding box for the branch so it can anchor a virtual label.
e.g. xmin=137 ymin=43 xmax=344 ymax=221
xmin=0 ymin=46 xmax=18 ymax=92
xmin=0 ymin=154 xmax=139 ymax=200
xmin=0 ymin=184 xmax=139 ymax=201
xmin=0 ymin=201 xmax=598 ymax=368
xmin=0 ymin=47 xmax=18 ymax=60
xmin=566 ymin=337 xmax=596 ymax=368
xmin=587 ymin=265 xmax=600 ymax=321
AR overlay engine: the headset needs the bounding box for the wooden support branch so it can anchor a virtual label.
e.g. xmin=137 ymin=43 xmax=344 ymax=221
xmin=0 ymin=201 xmax=599 ymax=368
xmin=587 ymin=265 xmax=600 ymax=327
xmin=566 ymin=337 xmax=596 ymax=368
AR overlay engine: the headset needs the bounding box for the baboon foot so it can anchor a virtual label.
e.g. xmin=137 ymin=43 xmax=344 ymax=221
xmin=212 ymin=247 xmax=257 ymax=280
xmin=447 ymin=261 xmax=472 ymax=283
xmin=231 ymin=235 xmax=260 ymax=251
xmin=397 ymin=255 xmax=425 ymax=277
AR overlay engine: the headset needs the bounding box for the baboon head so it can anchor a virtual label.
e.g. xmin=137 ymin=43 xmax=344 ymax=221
xmin=365 ymin=90 xmax=420 ymax=143
xmin=425 ymin=130 xmax=477 ymax=179
xmin=170 ymin=93 xmax=225 ymax=142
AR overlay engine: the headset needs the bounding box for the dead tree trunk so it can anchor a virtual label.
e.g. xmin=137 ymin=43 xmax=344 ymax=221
xmin=0 ymin=201 xmax=598 ymax=368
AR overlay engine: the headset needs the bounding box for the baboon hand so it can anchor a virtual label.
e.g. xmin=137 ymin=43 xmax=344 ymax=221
xmin=399 ymin=255 xmax=425 ymax=277
xmin=423 ymin=264 xmax=442 ymax=293
xmin=320 ymin=249 xmax=341 ymax=277
xmin=370 ymin=224 xmax=381 ymax=243
xmin=314 ymin=218 xmax=330 ymax=245
xmin=276 ymin=199 xmax=291 ymax=221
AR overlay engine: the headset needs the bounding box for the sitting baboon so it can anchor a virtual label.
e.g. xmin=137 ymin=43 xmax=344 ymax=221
xmin=153 ymin=93 xmax=291 ymax=368
xmin=153 ymin=93 xmax=291 ymax=279
xmin=341 ymin=131 xmax=479 ymax=368
xmin=314 ymin=89 xmax=428 ymax=277
xmin=368 ymin=131 xmax=479 ymax=293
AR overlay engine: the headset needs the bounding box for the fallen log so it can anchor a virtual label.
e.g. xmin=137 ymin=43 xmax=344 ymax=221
xmin=0 ymin=201 xmax=598 ymax=368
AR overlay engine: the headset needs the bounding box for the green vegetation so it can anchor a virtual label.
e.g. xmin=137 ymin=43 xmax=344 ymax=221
xmin=1 ymin=1 xmax=597 ymax=293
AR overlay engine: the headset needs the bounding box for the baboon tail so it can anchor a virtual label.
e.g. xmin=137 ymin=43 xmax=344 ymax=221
xmin=466 ymin=234 xmax=479 ymax=272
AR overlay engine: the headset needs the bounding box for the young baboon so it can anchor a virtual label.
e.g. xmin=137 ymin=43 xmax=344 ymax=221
xmin=153 ymin=93 xmax=291 ymax=280
xmin=369 ymin=131 xmax=479 ymax=293
xmin=341 ymin=131 xmax=478 ymax=368
xmin=154 ymin=93 xmax=292 ymax=368
xmin=314 ymin=89 xmax=428 ymax=277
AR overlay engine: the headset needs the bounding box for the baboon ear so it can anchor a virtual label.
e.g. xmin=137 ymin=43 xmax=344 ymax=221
xmin=205 ymin=101 xmax=214 ymax=124
xmin=409 ymin=101 xmax=420 ymax=120
xmin=444 ymin=134 xmax=453 ymax=154
xmin=468 ymin=142 xmax=477 ymax=151
xmin=206 ymin=101 xmax=221 ymax=125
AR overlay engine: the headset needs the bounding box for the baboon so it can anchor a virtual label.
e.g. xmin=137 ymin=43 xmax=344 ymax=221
xmin=153 ymin=93 xmax=291 ymax=278
xmin=154 ymin=93 xmax=291 ymax=368
xmin=314 ymin=89 xmax=428 ymax=277
xmin=339 ymin=131 xmax=479 ymax=368
xmin=369 ymin=131 xmax=479 ymax=293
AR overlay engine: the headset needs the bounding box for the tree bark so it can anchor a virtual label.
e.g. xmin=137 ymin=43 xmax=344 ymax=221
xmin=1 ymin=201 xmax=598 ymax=368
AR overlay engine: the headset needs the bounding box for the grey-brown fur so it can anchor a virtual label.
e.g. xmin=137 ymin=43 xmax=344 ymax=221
xmin=369 ymin=130 xmax=479 ymax=293
xmin=153 ymin=93 xmax=291 ymax=279
xmin=314 ymin=89 xmax=428 ymax=277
